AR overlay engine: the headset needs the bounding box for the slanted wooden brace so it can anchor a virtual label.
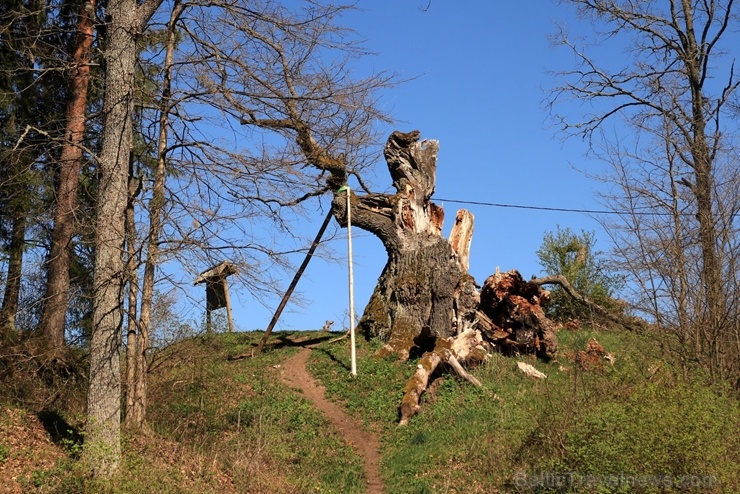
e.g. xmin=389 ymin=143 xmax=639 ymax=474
xmin=195 ymin=260 xmax=238 ymax=332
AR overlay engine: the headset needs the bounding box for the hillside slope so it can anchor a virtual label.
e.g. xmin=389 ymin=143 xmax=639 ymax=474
xmin=1 ymin=329 xmax=739 ymax=493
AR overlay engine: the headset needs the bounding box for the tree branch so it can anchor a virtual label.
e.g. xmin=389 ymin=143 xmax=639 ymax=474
xmin=531 ymin=274 xmax=643 ymax=332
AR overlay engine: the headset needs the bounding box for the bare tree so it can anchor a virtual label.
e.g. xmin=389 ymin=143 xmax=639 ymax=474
xmin=83 ymin=0 xmax=163 ymax=478
xmin=125 ymin=0 xmax=184 ymax=431
xmin=180 ymin=1 xmax=560 ymax=382
xmin=125 ymin=0 xmax=395 ymax=311
xmin=550 ymin=0 xmax=740 ymax=384
xmin=178 ymin=0 xmax=422 ymax=341
xmin=109 ymin=0 xmax=396 ymax=430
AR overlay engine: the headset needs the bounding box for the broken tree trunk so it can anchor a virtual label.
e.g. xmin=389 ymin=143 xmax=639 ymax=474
xmin=399 ymin=328 xmax=489 ymax=425
xmin=478 ymin=269 xmax=559 ymax=360
xmin=324 ymin=130 xmax=559 ymax=425
xmin=331 ymin=130 xmax=477 ymax=359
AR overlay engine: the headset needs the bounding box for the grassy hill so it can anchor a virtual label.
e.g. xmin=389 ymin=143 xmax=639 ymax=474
xmin=1 ymin=327 xmax=738 ymax=493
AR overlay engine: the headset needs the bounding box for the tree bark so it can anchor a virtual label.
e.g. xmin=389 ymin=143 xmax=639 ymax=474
xmin=0 ymin=215 xmax=26 ymax=333
xmin=124 ymin=168 xmax=140 ymax=429
xmin=330 ymin=131 xmax=473 ymax=359
xmin=323 ymin=131 xmax=564 ymax=424
xmin=399 ymin=328 xmax=488 ymax=425
xmin=39 ymin=0 xmax=96 ymax=351
xmin=127 ymin=0 xmax=184 ymax=430
xmin=84 ymin=0 xmax=163 ymax=478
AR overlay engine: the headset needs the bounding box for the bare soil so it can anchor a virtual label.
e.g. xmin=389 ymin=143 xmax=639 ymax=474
xmin=280 ymin=345 xmax=384 ymax=493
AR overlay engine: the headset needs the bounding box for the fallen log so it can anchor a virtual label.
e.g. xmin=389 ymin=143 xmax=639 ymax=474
xmin=530 ymin=274 xmax=644 ymax=333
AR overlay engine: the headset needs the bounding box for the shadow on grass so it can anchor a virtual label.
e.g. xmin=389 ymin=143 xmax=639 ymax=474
xmin=278 ymin=333 xmax=352 ymax=371
xmin=274 ymin=333 xmax=337 ymax=348
xmin=37 ymin=409 xmax=84 ymax=458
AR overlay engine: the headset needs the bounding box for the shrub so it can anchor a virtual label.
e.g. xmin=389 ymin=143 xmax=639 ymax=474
xmin=536 ymin=226 xmax=623 ymax=323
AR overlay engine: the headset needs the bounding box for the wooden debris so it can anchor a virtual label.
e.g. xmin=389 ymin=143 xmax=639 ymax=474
xmin=397 ymin=269 xmax=562 ymax=425
xmin=576 ymin=337 xmax=612 ymax=370
xmin=517 ymin=361 xmax=547 ymax=379
xmin=399 ymin=329 xmax=489 ymax=426
xmin=478 ymin=269 xmax=558 ymax=359
xmin=449 ymin=209 xmax=474 ymax=272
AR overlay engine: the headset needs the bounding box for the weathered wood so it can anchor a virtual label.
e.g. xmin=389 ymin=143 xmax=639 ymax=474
xmin=449 ymin=209 xmax=474 ymax=272
xmin=319 ymin=131 xmax=562 ymax=426
xmin=195 ymin=260 xmax=238 ymax=333
xmin=399 ymin=329 xmax=489 ymax=425
xmin=530 ymin=274 xmax=643 ymax=333
xmin=517 ymin=361 xmax=547 ymax=379
xmin=479 ymin=270 xmax=558 ymax=359
xmin=331 ymin=131 xmax=470 ymax=359
xmin=399 ymin=351 xmax=441 ymax=426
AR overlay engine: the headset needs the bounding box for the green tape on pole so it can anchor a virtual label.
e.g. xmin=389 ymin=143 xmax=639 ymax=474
xmin=335 ymin=185 xmax=348 ymax=194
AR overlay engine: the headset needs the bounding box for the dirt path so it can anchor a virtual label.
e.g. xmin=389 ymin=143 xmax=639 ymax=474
xmin=280 ymin=346 xmax=384 ymax=494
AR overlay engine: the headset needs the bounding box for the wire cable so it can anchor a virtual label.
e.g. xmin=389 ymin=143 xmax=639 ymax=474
xmin=435 ymin=197 xmax=688 ymax=216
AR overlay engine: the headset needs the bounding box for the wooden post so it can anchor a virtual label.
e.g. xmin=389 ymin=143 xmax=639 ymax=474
xmin=256 ymin=209 xmax=334 ymax=354
xmin=223 ymin=278 xmax=234 ymax=333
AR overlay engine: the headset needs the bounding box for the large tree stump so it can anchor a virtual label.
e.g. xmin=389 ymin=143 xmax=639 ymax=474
xmin=332 ymin=131 xmax=475 ymax=359
xmin=328 ymin=131 xmax=559 ymax=424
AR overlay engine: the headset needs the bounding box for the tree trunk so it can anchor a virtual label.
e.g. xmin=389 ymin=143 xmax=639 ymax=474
xmin=83 ymin=0 xmax=163 ymax=478
xmin=331 ymin=131 xmax=474 ymax=359
xmin=0 ymin=215 xmax=26 ymax=333
xmin=127 ymin=0 xmax=184 ymax=430
xmin=124 ymin=168 xmax=140 ymax=429
xmin=324 ymin=131 xmax=560 ymax=424
xmin=39 ymin=0 xmax=96 ymax=351
xmin=679 ymin=2 xmax=727 ymax=379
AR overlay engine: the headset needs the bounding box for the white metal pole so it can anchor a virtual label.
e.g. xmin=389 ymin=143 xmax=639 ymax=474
xmin=347 ymin=186 xmax=357 ymax=376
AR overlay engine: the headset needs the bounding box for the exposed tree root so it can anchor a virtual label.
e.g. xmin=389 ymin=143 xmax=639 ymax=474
xmin=399 ymin=329 xmax=488 ymax=426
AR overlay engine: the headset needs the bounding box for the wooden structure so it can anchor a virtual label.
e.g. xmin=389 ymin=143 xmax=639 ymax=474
xmin=195 ymin=261 xmax=238 ymax=332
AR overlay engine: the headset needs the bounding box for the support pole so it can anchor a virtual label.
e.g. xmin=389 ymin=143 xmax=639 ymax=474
xmin=347 ymin=187 xmax=357 ymax=376
xmin=223 ymin=279 xmax=234 ymax=332
xmin=255 ymin=209 xmax=334 ymax=354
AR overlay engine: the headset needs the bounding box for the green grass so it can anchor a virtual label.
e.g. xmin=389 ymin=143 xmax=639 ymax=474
xmin=308 ymin=328 xmax=740 ymax=493
xmin=6 ymin=328 xmax=739 ymax=493
xmin=143 ymin=331 xmax=367 ymax=494
xmin=43 ymin=331 xmax=366 ymax=493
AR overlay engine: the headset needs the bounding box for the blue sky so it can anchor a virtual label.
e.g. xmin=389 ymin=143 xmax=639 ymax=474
xmin=186 ymin=1 xmax=612 ymax=332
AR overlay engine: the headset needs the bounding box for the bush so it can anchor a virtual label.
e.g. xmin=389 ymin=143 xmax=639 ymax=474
xmin=536 ymin=226 xmax=623 ymax=323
